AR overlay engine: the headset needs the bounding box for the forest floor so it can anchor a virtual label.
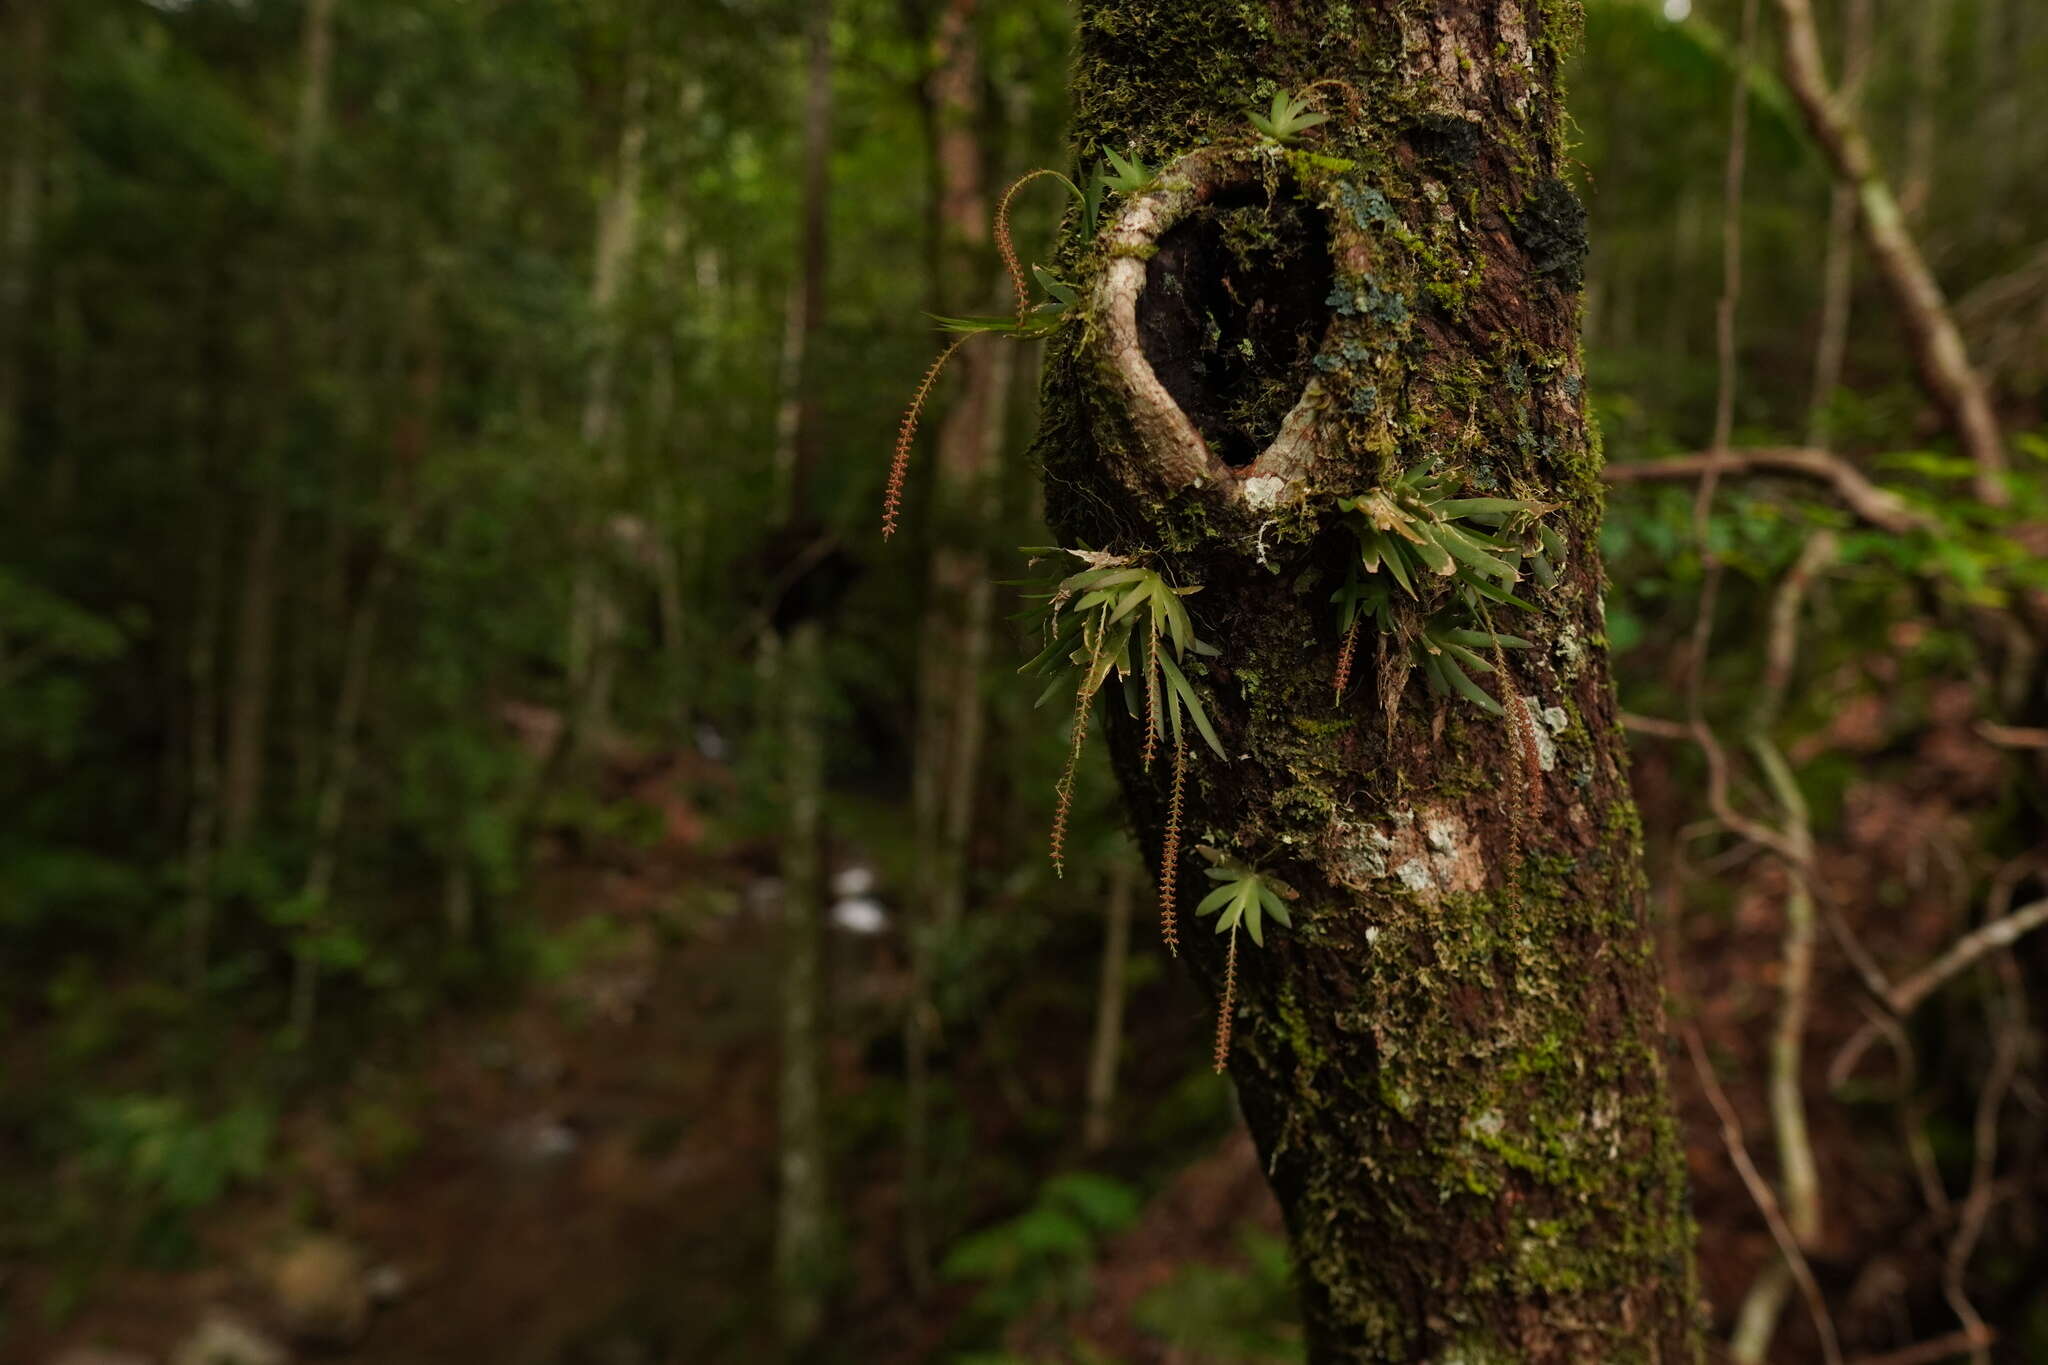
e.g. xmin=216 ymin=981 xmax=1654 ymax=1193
xmin=14 ymin=684 xmax=2025 ymax=1364
xmin=10 ymin=753 xmax=1278 ymax=1365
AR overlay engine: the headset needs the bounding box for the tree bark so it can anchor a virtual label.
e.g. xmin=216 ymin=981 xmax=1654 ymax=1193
xmin=1038 ymin=4 xmax=1699 ymax=1358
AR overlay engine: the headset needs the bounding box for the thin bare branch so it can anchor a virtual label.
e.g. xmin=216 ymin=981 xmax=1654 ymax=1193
xmin=1847 ymin=1327 xmax=1997 ymax=1365
xmin=1684 ymin=1026 xmax=1844 ymax=1365
xmin=1754 ymin=531 xmax=1839 ymax=734
xmin=1976 ymin=722 xmax=2048 ymax=751
xmin=1620 ymin=710 xmax=1693 ymax=742
xmin=1830 ymin=898 xmax=2048 ymax=1086
xmin=1603 ymin=449 xmax=1931 ymax=535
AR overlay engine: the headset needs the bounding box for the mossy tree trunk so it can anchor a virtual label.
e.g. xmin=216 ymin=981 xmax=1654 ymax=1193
xmin=1035 ymin=3 xmax=1700 ymax=1359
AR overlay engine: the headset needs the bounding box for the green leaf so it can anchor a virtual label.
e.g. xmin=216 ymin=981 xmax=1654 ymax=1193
xmin=1032 ymin=265 xmax=1079 ymax=307
xmin=1101 ymin=146 xmax=1152 ymax=195
xmin=1435 ymin=521 xmax=1520 ymax=582
xmin=1437 ymin=651 xmax=1503 ymax=714
xmin=1158 ymin=652 xmax=1225 ymax=757
xmin=1379 ymin=536 xmax=1416 ymax=595
xmin=1410 ymin=525 xmax=1456 ymax=577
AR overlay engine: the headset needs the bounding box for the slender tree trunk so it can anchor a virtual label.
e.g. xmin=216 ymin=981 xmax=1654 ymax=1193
xmin=774 ymin=4 xmax=835 ymax=1350
xmin=1038 ymin=5 xmax=1698 ymax=1357
xmin=903 ymin=0 xmax=1012 ymax=1291
xmin=567 ymin=56 xmax=648 ymax=758
xmin=771 ymin=620 xmax=830 ymax=1350
xmin=1773 ymin=0 xmax=2006 ymax=505
xmin=1804 ymin=0 xmax=1871 ymax=451
xmin=1083 ymin=854 xmax=1136 ymax=1152
xmin=1897 ymin=0 xmax=1952 ymax=221
xmin=184 ymin=280 xmax=229 ymax=987
xmin=288 ymin=510 xmax=409 ymax=1043
xmin=222 ymin=0 xmax=338 ymax=850
xmin=0 ymin=0 xmax=47 ymax=488
xmin=287 ymin=293 xmax=438 ymax=1043
xmin=648 ymin=158 xmax=697 ymax=735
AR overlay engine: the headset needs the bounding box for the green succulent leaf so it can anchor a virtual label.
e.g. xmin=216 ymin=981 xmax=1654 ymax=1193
xmin=1193 ymin=860 xmax=1294 ymax=947
xmin=1248 ymin=89 xmax=1330 ymax=144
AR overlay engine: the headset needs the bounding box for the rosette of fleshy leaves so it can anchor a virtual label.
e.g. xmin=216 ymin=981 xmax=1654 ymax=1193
xmin=1329 ymin=467 xmax=1559 ymax=714
xmin=1192 ymin=850 xmax=1295 ymax=1071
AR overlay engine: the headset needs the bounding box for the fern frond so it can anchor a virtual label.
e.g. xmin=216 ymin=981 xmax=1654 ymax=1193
xmin=1212 ymin=925 xmax=1238 ymax=1073
xmin=1158 ymin=735 xmax=1186 ymax=956
xmin=882 ymin=335 xmax=969 ymax=539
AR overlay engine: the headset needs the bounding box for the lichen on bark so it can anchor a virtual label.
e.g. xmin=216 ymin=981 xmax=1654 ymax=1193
xmin=1031 ymin=2 xmax=1702 ymax=1360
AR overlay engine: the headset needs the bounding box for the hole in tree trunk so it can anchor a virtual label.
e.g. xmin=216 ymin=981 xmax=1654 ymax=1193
xmin=1135 ymin=183 xmax=1333 ymax=468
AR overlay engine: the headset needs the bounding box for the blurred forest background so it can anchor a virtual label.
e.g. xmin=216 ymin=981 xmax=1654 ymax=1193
xmin=2 ymin=0 xmax=2046 ymax=1362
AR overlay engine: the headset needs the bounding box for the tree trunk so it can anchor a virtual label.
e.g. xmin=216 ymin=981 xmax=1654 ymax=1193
xmin=1896 ymin=0 xmax=1952 ymax=221
xmin=1037 ymin=4 xmax=1699 ymax=1358
xmin=903 ymin=0 xmax=1010 ymax=1292
xmin=567 ymin=53 xmax=648 ymax=759
xmin=773 ymin=3 xmax=835 ymax=1351
xmin=0 ymin=0 xmax=47 ymax=488
xmin=221 ymin=0 xmax=338 ymax=850
xmin=1083 ymin=853 xmax=1136 ymax=1152
xmin=1803 ymin=0 xmax=1870 ymax=452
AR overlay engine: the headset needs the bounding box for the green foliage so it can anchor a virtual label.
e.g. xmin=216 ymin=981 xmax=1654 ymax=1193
xmin=75 ymin=1097 xmax=273 ymax=1213
xmin=942 ymin=1172 xmax=1141 ymax=1322
xmin=69 ymin=1095 xmax=275 ymax=1267
xmin=1336 ymin=468 xmax=1557 ymax=608
xmin=1015 ymin=548 xmax=1227 ymax=885
xmin=1133 ymin=1228 xmax=1303 ymax=1363
xmin=933 ymin=264 xmax=1080 ymax=339
xmin=1099 ymin=145 xmax=1153 ymax=198
xmin=1330 ymin=469 xmax=1552 ymax=714
xmin=1018 ymin=550 xmax=1225 ymax=761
